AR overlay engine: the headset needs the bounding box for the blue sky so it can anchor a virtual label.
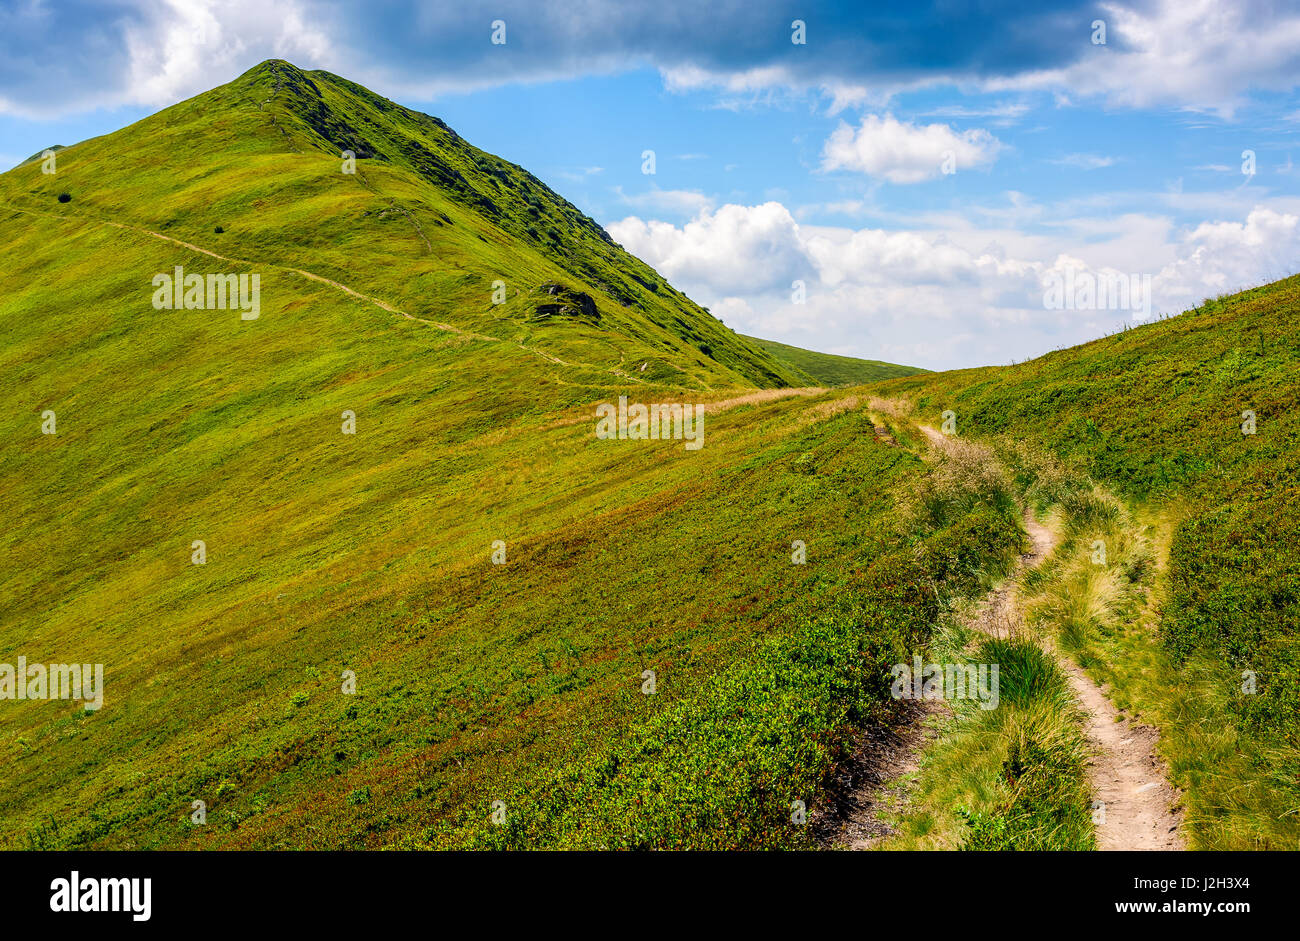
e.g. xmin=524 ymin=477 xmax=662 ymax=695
xmin=2 ymin=0 xmax=1299 ymax=370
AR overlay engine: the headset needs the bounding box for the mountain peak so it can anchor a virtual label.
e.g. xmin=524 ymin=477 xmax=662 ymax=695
xmin=240 ymin=58 xmax=311 ymax=80
xmin=2 ymin=62 xmax=810 ymax=387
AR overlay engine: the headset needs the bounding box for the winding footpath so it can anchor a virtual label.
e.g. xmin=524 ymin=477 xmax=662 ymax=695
xmin=826 ymin=421 xmax=1183 ymax=850
xmin=1053 ymin=640 xmax=1185 ymax=849
xmin=917 ymin=423 xmax=1183 ymax=850
xmin=0 ymin=201 xmax=658 ymax=384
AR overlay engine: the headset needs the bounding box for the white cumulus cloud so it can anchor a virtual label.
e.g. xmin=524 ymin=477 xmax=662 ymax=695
xmin=820 ymin=114 xmax=1002 ymax=184
xmin=1156 ymin=208 xmax=1300 ymax=307
xmin=609 ymin=202 xmax=808 ymax=294
xmin=608 ymin=201 xmax=1300 ymax=370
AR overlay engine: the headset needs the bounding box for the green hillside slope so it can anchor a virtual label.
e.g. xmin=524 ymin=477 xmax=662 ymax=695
xmin=744 ymin=334 xmax=926 ymax=386
xmin=881 ymin=277 xmax=1300 ymax=848
xmin=0 ymin=61 xmax=1022 ymax=848
xmin=2 ymin=60 xmax=803 ymax=391
xmin=11 ymin=56 xmax=1286 ymax=851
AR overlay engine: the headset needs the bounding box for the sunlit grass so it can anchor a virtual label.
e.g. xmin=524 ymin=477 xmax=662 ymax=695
xmin=0 ymin=58 xmax=1019 ymax=847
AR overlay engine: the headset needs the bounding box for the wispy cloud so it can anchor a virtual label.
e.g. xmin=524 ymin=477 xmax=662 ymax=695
xmin=1051 ymin=153 xmax=1117 ymax=170
xmin=917 ymin=101 xmax=1030 ymax=125
xmin=554 ymin=166 xmax=604 ymax=182
xmin=613 ymin=185 xmax=714 ymax=215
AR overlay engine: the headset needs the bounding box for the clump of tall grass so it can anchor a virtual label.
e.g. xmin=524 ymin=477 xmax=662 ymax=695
xmin=912 ymin=437 xmax=1017 ymax=528
xmin=992 ymin=436 xmax=1094 ymax=512
xmin=1030 ymin=566 xmax=1124 ymax=650
xmin=1059 ymin=484 xmax=1121 ymax=533
xmin=867 ymin=396 xmax=914 ymax=421
xmin=960 ymin=642 xmax=1092 ymax=851
xmin=979 ymin=637 xmax=1069 ymax=709
xmin=958 ymin=693 xmax=1095 ymax=851
xmin=998 ymin=435 xmax=1118 ymax=529
xmin=1027 ymin=490 xmax=1148 ymax=653
xmin=885 ymin=636 xmax=1094 ymax=851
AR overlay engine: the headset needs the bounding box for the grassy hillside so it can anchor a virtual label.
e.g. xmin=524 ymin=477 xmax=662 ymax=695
xmin=880 ymin=277 xmax=1300 ymax=848
xmin=2 ymin=60 xmax=803 ymax=391
xmin=21 ymin=144 xmax=65 ymax=165
xmin=741 ymin=335 xmax=924 ymax=386
xmin=0 ymin=61 xmax=1023 ymax=848
xmin=9 ymin=55 xmax=1289 ymax=851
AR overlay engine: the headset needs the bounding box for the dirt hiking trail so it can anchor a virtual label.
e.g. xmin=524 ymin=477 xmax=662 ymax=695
xmin=920 ymin=422 xmax=1183 ymax=850
xmin=1058 ymin=655 xmax=1185 ymax=849
xmin=822 ymin=421 xmax=1182 ymax=850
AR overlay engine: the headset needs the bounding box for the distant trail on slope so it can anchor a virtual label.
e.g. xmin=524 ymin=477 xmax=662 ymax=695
xmin=3 ymin=202 xmax=486 ymax=338
xmin=2 ymin=201 xmax=656 ymax=385
xmin=917 ymin=423 xmax=950 ymax=449
xmin=702 ymin=387 xmax=825 ymax=413
xmin=537 ymin=386 xmax=830 ymax=432
xmin=918 ymin=421 xmax=1185 ymax=851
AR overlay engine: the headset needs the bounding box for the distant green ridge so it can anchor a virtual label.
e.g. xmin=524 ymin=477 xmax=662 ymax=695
xmin=21 ymin=144 xmax=65 ymax=164
xmin=742 ymin=334 xmax=926 ymax=386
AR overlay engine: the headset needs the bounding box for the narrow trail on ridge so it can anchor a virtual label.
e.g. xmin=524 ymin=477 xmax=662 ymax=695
xmin=918 ymin=422 xmax=1183 ymax=851
xmin=0 ymin=201 xmax=658 ymax=385
xmin=820 ymin=420 xmax=1182 ymax=850
xmin=817 ymin=422 xmax=1058 ymax=848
